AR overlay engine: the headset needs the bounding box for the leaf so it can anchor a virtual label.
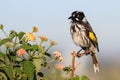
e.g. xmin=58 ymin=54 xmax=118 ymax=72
xmin=81 ymin=75 xmax=89 ymax=80
xmin=0 ymin=61 xmax=5 ymax=67
xmin=0 ymin=53 xmax=5 ymax=67
xmin=0 ymin=72 xmax=7 ymax=80
xmin=18 ymin=32 xmax=25 ymax=40
xmin=0 ymin=52 xmax=5 ymax=61
xmin=0 ymin=38 xmax=10 ymax=46
xmin=63 ymin=66 xmax=71 ymax=74
xmin=33 ymin=58 xmax=41 ymax=74
xmin=15 ymin=57 xmax=22 ymax=62
xmin=45 ymin=52 xmax=51 ymax=57
xmin=21 ymin=43 xmax=31 ymax=50
xmin=22 ymin=61 xmax=35 ymax=80
xmin=9 ymin=30 xmax=17 ymax=40
xmin=73 ymin=75 xmax=80 ymax=80
xmin=37 ymin=72 xmax=44 ymax=77
xmin=8 ymin=50 xmax=16 ymax=62
xmin=30 ymin=45 xmax=38 ymax=50
xmin=3 ymin=65 xmax=14 ymax=80
xmin=14 ymin=67 xmax=22 ymax=78
xmin=41 ymin=62 xmax=48 ymax=67
xmin=0 ymin=52 xmax=5 ymax=67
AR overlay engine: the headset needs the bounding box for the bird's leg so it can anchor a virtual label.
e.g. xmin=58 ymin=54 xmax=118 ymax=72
xmin=76 ymin=49 xmax=83 ymax=58
xmin=84 ymin=49 xmax=91 ymax=55
xmin=76 ymin=49 xmax=91 ymax=58
xmin=77 ymin=49 xmax=82 ymax=54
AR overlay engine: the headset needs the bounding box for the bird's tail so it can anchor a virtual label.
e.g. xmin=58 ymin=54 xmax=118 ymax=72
xmin=91 ymin=53 xmax=100 ymax=73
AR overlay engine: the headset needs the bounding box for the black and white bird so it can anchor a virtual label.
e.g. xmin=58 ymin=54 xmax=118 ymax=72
xmin=68 ymin=11 xmax=100 ymax=73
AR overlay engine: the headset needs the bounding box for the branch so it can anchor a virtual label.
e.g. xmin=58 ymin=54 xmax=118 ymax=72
xmin=71 ymin=51 xmax=76 ymax=79
xmin=71 ymin=50 xmax=91 ymax=79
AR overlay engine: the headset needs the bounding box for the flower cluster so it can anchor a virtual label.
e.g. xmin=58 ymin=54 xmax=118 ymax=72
xmin=39 ymin=35 xmax=48 ymax=42
xmin=53 ymin=51 xmax=63 ymax=62
xmin=55 ymin=64 xmax=64 ymax=70
xmin=50 ymin=40 xmax=57 ymax=46
xmin=26 ymin=32 xmax=36 ymax=41
xmin=17 ymin=48 xmax=26 ymax=57
xmin=32 ymin=26 xmax=39 ymax=32
xmin=0 ymin=25 xmax=65 ymax=80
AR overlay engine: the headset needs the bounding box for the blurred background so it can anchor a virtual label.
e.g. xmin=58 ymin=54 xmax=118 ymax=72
xmin=0 ymin=0 xmax=120 ymax=80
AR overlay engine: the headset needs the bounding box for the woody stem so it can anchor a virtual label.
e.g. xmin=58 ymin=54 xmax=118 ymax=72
xmin=71 ymin=51 xmax=76 ymax=79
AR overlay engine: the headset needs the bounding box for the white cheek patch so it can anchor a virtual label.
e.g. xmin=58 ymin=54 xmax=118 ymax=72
xmin=82 ymin=17 xmax=87 ymax=22
xmin=75 ymin=18 xmax=79 ymax=21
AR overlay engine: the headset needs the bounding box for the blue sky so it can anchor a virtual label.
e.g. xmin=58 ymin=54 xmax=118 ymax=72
xmin=0 ymin=0 xmax=120 ymax=77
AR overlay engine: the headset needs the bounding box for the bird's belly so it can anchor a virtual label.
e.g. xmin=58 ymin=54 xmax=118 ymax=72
xmin=72 ymin=32 xmax=89 ymax=47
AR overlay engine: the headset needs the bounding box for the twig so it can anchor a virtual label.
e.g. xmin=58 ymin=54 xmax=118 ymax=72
xmin=71 ymin=51 xmax=76 ymax=79
xmin=70 ymin=50 xmax=91 ymax=79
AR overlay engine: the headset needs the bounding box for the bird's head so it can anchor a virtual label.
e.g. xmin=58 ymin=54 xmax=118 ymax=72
xmin=68 ymin=11 xmax=85 ymax=22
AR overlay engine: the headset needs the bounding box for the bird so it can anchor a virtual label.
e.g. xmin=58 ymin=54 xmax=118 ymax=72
xmin=68 ymin=11 xmax=100 ymax=73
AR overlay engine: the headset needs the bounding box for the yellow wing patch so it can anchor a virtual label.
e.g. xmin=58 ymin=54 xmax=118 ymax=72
xmin=89 ymin=32 xmax=97 ymax=41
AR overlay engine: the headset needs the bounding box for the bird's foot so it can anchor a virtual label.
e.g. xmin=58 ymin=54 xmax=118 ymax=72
xmin=77 ymin=52 xmax=85 ymax=58
xmin=76 ymin=49 xmax=82 ymax=58
xmin=84 ymin=50 xmax=91 ymax=56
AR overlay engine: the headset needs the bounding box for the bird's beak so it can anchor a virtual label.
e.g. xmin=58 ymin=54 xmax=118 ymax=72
xmin=68 ymin=16 xmax=72 ymax=19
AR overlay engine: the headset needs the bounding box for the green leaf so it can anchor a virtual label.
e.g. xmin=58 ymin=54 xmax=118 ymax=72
xmin=22 ymin=61 xmax=34 ymax=80
xmin=14 ymin=67 xmax=22 ymax=79
xmin=0 ymin=61 xmax=5 ymax=67
xmin=73 ymin=75 xmax=80 ymax=80
xmin=21 ymin=43 xmax=31 ymax=50
xmin=15 ymin=57 xmax=22 ymax=62
xmin=0 ymin=72 xmax=7 ymax=80
xmin=30 ymin=45 xmax=38 ymax=50
xmin=45 ymin=52 xmax=51 ymax=57
xmin=0 ymin=52 xmax=5 ymax=61
xmin=33 ymin=58 xmax=41 ymax=74
xmin=8 ymin=50 xmax=16 ymax=62
xmin=14 ymin=67 xmax=22 ymax=74
xmin=9 ymin=30 xmax=17 ymax=40
xmin=3 ymin=65 xmax=14 ymax=80
xmin=63 ymin=66 xmax=71 ymax=74
xmin=41 ymin=62 xmax=48 ymax=67
xmin=37 ymin=72 xmax=44 ymax=77
xmin=21 ymin=74 xmax=27 ymax=80
xmin=0 ymin=38 xmax=10 ymax=46
xmin=18 ymin=32 xmax=25 ymax=40
xmin=81 ymin=75 xmax=89 ymax=80
xmin=0 ymin=52 xmax=6 ymax=67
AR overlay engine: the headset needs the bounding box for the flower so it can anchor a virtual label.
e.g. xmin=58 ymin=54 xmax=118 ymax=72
xmin=53 ymin=51 xmax=63 ymax=62
xmin=39 ymin=35 xmax=48 ymax=42
xmin=5 ymin=42 xmax=11 ymax=48
xmin=55 ymin=64 xmax=64 ymax=70
xmin=0 ymin=24 xmax=4 ymax=30
xmin=59 ymin=56 xmax=63 ymax=62
xmin=17 ymin=48 xmax=26 ymax=57
xmin=32 ymin=26 xmax=39 ymax=32
xmin=53 ymin=51 xmax=61 ymax=57
xmin=50 ymin=40 xmax=57 ymax=46
xmin=26 ymin=32 xmax=36 ymax=41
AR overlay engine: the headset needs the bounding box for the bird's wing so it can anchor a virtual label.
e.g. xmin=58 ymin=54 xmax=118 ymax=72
xmin=82 ymin=22 xmax=99 ymax=52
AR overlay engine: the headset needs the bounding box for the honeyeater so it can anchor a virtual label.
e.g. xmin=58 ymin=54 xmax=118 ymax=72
xmin=68 ymin=11 xmax=99 ymax=73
